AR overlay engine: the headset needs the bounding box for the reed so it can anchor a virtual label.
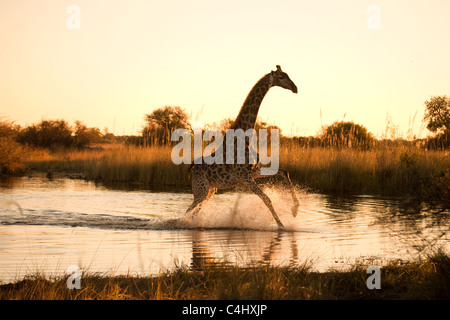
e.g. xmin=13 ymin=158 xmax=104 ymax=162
xmin=24 ymin=143 xmax=449 ymax=198
xmin=25 ymin=144 xmax=191 ymax=188
xmin=1 ymin=250 xmax=449 ymax=300
xmin=280 ymin=144 xmax=450 ymax=196
xmin=83 ymin=145 xmax=188 ymax=187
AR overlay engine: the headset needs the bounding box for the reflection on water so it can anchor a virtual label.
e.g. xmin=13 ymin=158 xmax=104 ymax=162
xmin=0 ymin=175 xmax=448 ymax=284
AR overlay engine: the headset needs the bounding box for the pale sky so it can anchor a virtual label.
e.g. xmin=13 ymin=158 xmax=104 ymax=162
xmin=1 ymin=0 xmax=449 ymax=138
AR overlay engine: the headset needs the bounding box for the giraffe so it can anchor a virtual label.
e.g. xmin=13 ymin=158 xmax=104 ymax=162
xmin=186 ymin=65 xmax=299 ymax=230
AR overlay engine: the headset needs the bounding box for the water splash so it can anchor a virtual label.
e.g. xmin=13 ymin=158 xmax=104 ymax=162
xmin=1 ymin=185 xmax=307 ymax=232
xmin=168 ymin=185 xmax=306 ymax=231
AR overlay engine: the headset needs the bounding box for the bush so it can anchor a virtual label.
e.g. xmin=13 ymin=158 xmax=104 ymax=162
xmin=72 ymin=121 xmax=102 ymax=148
xmin=320 ymin=121 xmax=375 ymax=149
xmin=0 ymin=120 xmax=25 ymax=174
xmin=17 ymin=120 xmax=72 ymax=149
xmin=16 ymin=120 xmax=102 ymax=149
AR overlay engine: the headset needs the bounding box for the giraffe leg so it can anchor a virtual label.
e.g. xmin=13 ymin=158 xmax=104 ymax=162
xmin=251 ymin=168 xmax=299 ymax=217
xmin=186 ymin=188 xmax=212 ymax=217
xmin=186 ymin=169 xmax=216 ymax=217
xmin=245 ymin=178 xmax=285 ymax=230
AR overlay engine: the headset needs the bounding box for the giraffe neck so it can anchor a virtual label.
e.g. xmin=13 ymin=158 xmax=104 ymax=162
xmin=231 ymin=73 xmax=273 ymax=131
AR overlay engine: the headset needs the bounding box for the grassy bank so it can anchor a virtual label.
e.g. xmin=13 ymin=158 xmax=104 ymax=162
xmin=1 ymin=251 xmax=449 ymax=300
xmin=280 ymin=144 xmax=450 ymax=196
xmin=25 ymin=144 xmax=191 ymax=188
xmin=23 ymin=144 xmax=450 ymax=199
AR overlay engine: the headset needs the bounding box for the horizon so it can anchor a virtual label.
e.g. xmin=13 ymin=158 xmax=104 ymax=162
xmin=1 ymin=1 xmax=449 ymax=138
xmin=3 ymin=115 xmax=439 ymax=141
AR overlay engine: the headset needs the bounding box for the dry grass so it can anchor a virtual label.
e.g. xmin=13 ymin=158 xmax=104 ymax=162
xmin=1 ymin=251 xmax=449 ymax=300
xmin=25 ymin=144 xmax=190 ymax=188
xmin=280 ymin=144 xmax=450 ymax=196
xmin=23 ymin=143 xmax=450 ymax=199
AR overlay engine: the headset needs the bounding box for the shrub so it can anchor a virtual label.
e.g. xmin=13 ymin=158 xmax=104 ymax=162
xmin=0 ymin=120 xmax=25 ymax=174
xmin=17 ymin=119 xmax=72 ymax=149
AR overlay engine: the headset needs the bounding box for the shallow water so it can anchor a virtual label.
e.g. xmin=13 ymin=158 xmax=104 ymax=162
xmin=0 ymin=175 xmax=448 ymax=284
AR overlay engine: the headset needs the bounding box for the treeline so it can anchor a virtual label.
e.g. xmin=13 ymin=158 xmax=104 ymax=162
xmin=0 ymin=119 xmax=109 ymax=174
xmin=2 ymin=119 xmax=105 ymax=149
xmin=3 ymin=116 xmax=449 ymax=152
xmin=1 ymin=99 xmax=449 ymax=175
xmin=140 ymin=105 xmax=450 ymax=150
xmin=284 ymin=129 xmax=450 ymax=150
xmin=4 ymin=97 xmax=450 ymax=151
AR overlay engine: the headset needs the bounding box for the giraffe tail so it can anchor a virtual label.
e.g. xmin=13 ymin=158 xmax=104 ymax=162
xmin=187 ymin=163 xmax=196 ymax=180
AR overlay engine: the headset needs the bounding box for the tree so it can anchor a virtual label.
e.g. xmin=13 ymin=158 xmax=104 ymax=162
xmin=72 ymin=121 xmax=102 ymax=148
xmin=17 ymin=120 xmax=73 ymax=149
xmin=423 ymin=95 xmax=450 ymax=134
xmin=145 ymin=106 xmax=191 ymax=132
xmin=143 ymin=106 xmax=191 ymax=145
xmin=321 ymin=121 xmax=374 ymax=148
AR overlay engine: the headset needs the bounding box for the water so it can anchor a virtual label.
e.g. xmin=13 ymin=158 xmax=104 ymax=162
xmin=0 ymin=175 xmax=448 ymax=284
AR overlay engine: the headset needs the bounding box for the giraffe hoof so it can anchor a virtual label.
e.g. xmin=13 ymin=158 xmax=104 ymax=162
xmin=277 ymin=223 xmax=286 ymax=231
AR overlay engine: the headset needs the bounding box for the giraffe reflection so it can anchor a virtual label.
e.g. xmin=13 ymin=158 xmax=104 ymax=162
xmin=191 ymin=231 xmax=216 ymax=270
xmin=189 ymin=230 xmax=301 ymax=271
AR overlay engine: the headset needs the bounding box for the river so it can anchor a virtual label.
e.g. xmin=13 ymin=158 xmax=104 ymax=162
xmin=0 ymin=174 xmax=448 ymax=284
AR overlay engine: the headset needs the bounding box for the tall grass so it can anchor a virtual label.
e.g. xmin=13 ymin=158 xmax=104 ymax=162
xmin=25 ymin=144 xmax=190 ymax=188
xmin=280 ymin=144 xmax=450 ymax=196
xmin=1 ymin=251 xmax=449 ymax=300
xmin=24 ymin=143 xmax=450 ymax=199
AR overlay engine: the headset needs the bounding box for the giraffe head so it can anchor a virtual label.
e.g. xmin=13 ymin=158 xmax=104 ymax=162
xmin=270 ymin=65 xmax=298 ymax=94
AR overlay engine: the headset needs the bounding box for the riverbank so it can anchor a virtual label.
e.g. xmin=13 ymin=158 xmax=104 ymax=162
xmin=1 ymin=251 xmax=449 ymax=300
xmin=22 ymin=144 xmax=450 ymax=200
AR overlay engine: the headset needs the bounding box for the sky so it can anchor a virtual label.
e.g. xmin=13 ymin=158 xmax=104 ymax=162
xmin=1 ymin=0 xmax=449 ymax=138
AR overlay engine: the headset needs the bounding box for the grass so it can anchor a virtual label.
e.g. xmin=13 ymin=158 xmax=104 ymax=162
xmin=279 ymin=143 xmax=450 ymax=196
xmin=1 ymin=251 xmax=449 ymax=300
xmin=23 ymin=143 xmax=450 ymax=200
xmin=24 ymin=144 xmax=191 ymax=189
